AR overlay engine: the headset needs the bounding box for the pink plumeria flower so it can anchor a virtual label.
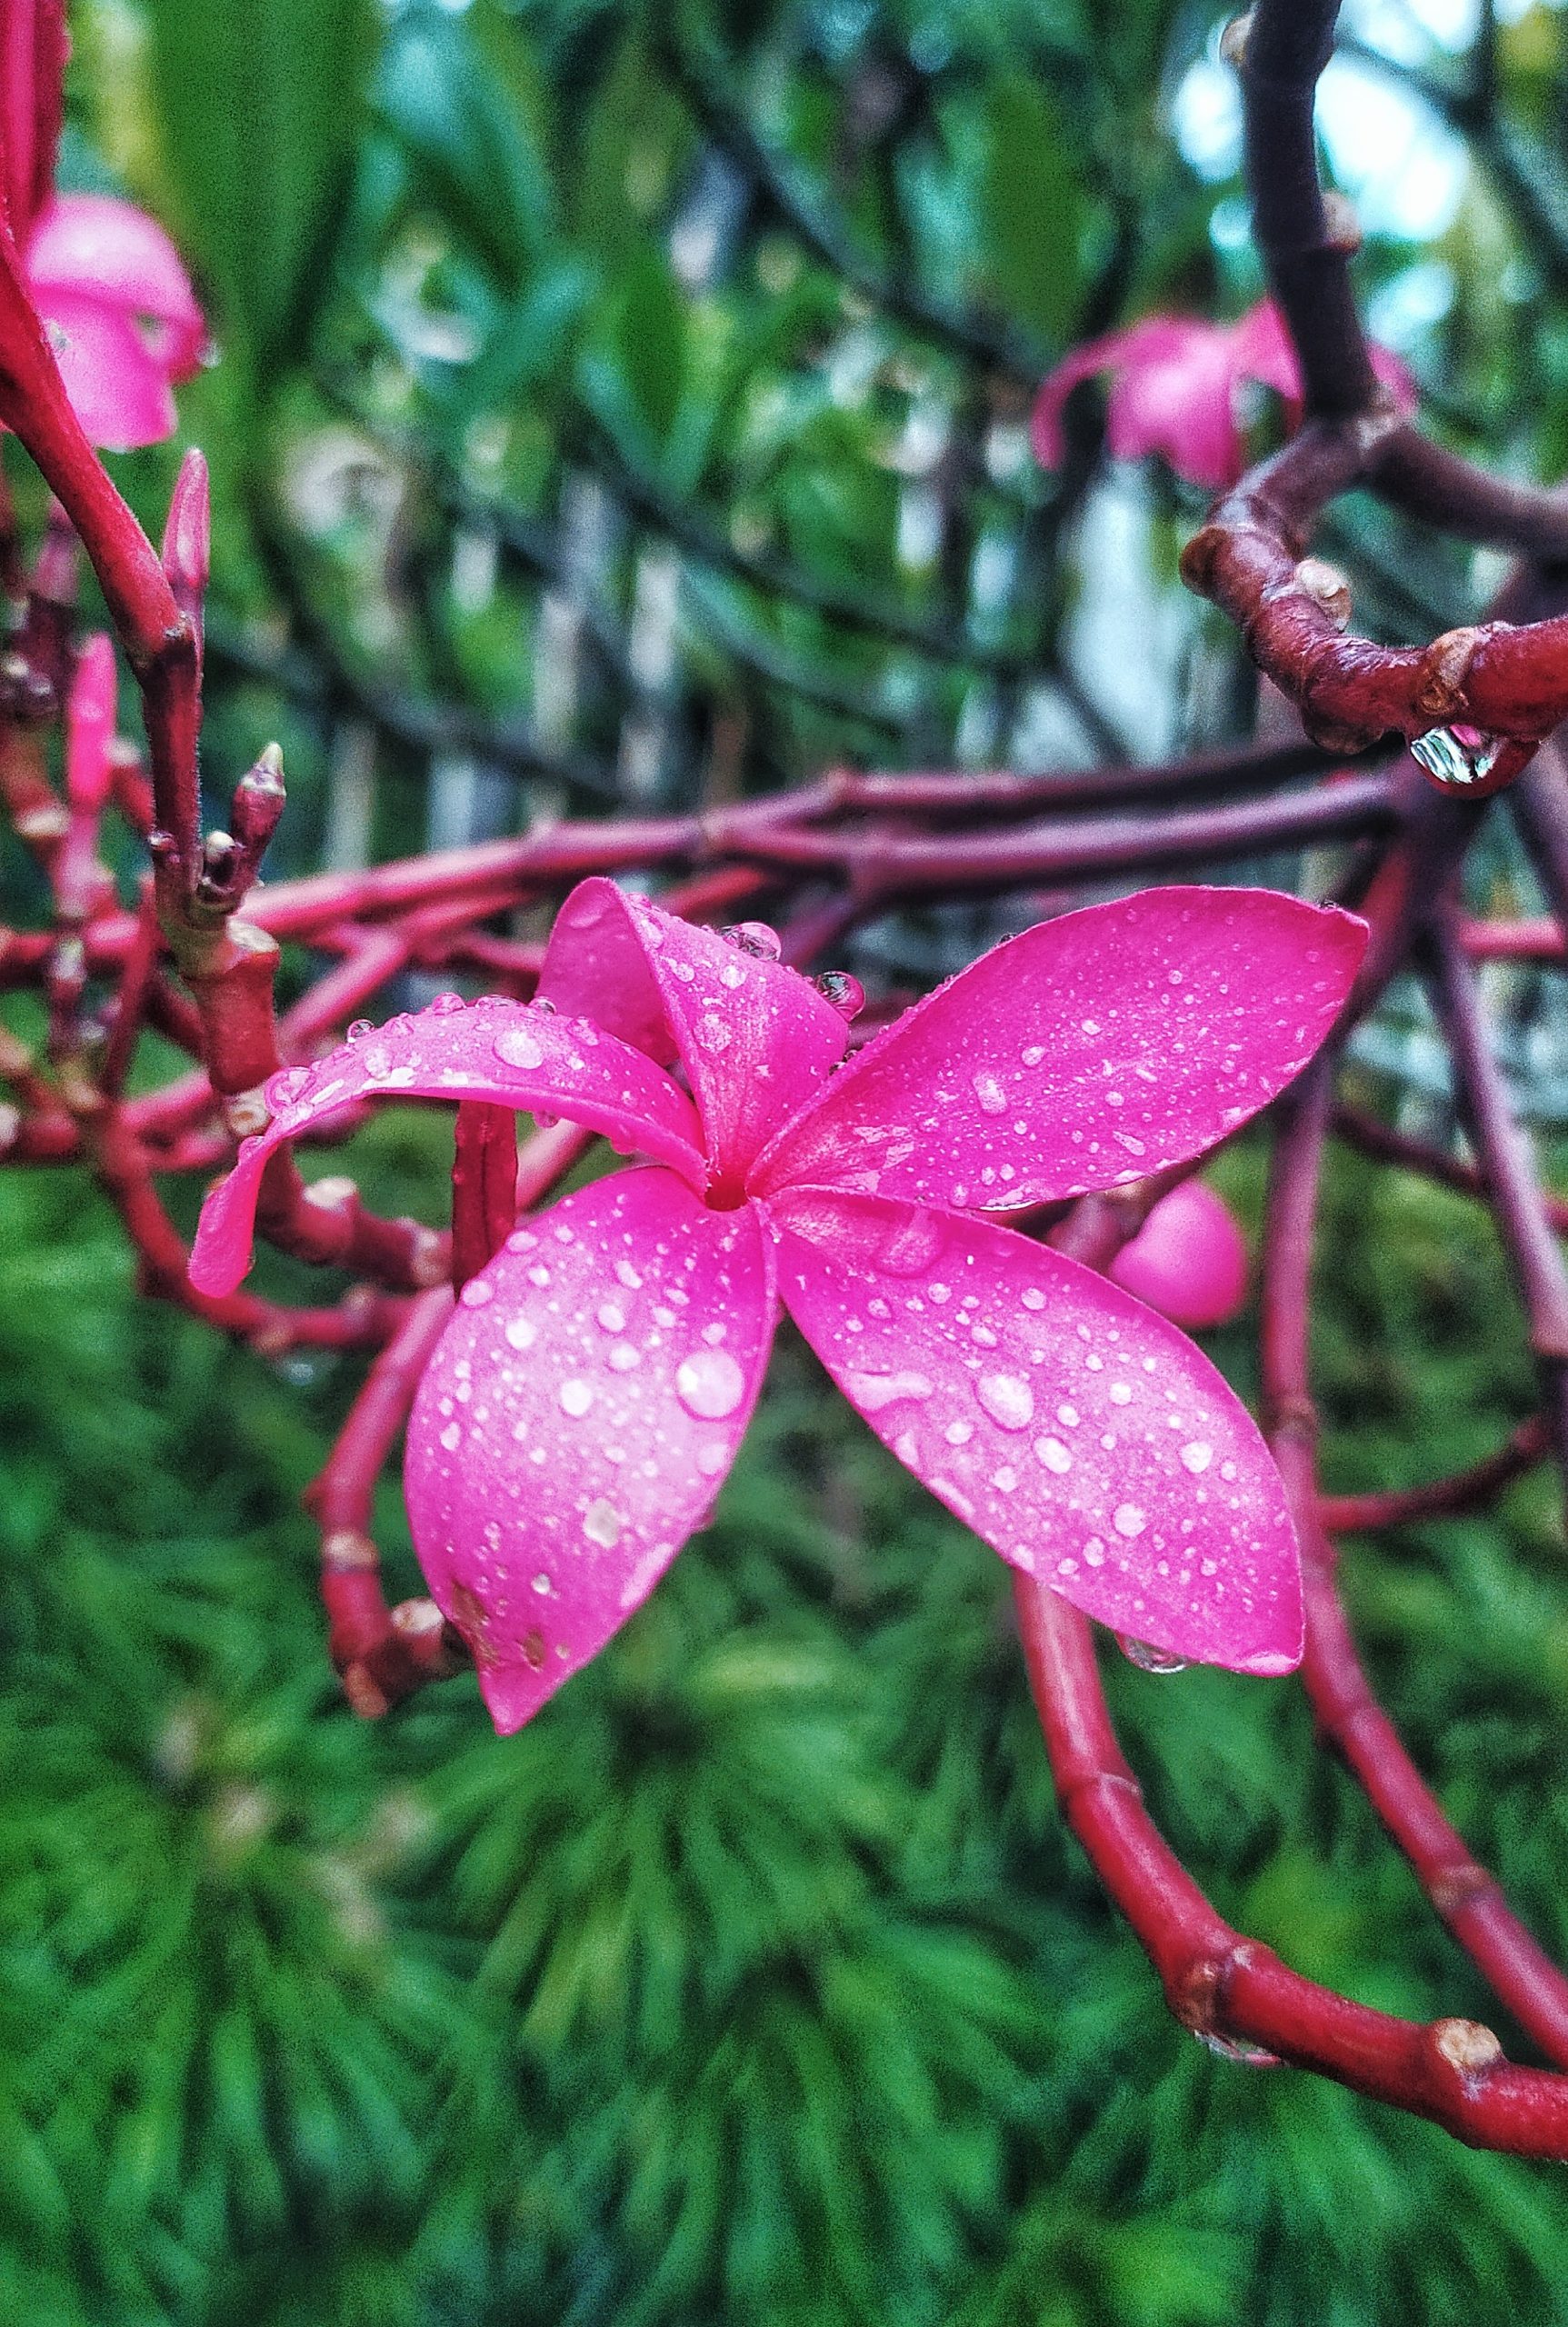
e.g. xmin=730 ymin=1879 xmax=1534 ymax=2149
xmin=191 ymin=882 xmax=1366 ymax=1733
xmin=1032 ymin=299 xmax=1414 ymax=493
xmin=24 ymin=195 xmax=206 ymax=449
xmin=0 ymin=1 xmax=205 ymax=447
xmin=1108 ymin=1180 xmax=1248 ymax=1330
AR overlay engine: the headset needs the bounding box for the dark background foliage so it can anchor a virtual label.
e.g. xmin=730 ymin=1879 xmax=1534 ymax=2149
xmin=5 ymin=0 xmax=1568 ymax=2316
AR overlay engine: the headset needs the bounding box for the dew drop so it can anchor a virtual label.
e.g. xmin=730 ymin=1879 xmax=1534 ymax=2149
xmin=696 ymin=1441 xmax=729 ymax=1477
xmin=582 ymin=1498 xmax=623 ymax=1549
xmin=722 ymin=921 xmax=782 ymax=960
xmin=1180 ymin=1441 xmax=1213 ymax=1473
xmin=559 ymin=1378 xmax=594 ymax=1418
xmin=439 ymin=1421 xmax=462 ymax=1453
xmin=1084 ymin=1536 xmax=1106 ymax=1567
xmin=1109 ymin=1382 xmax=1133 ymax=1406
xmin=1113 ymin=1503 xmax=1147 ymax=1538
xmin=1034 ymin=1436 xmax=1073 ymax=1474
xmin=814 ymin=970 xmax=864 ymax=1018
xmin=973 ymin=1072 xmax=1008 ymax=1116
xmin=345 ymin=1019 xmax=373 ymax=1042
xmin=532 ymin=1572 xmax=552 ymax=1595
xmin=1021 ymin=1287 xmax=1046 ymax=1312
xmin=596 ymin=1303 xmax=626 ymax=1333
xmin=1117 ymin=1635 xmax=1188 ymax=1673
xmin=976 ymin=1373 xmax=1034 ymax=1431
xmin=615 ymin=1259 xmax=644 ymax=1292
xmin=846 ymin=1368 xmax=934 ymax=1413
xmin=944 ymin=1418 xmax=974 ymax=1446
xmin=494 ymin=1027 xmax=544 ymax=1072
xmin=429 ymin=991 xmax=466 ymax=1015
xmin=695 ymin=1012 xmax=732 ymax=1055
xmin=265 ymin=1065 xmax=309 ymax=1108
xmin=607 ymin=1343 xmax=641 ymax=1373
xmin=460 ymin=1277 xmax=494 ymax=1308
xmin=1410 ymin=724 xmax=1505 ymax=791
xmin=504 ymin=1316 xmax=535 ymax=1352
xmin=1021 ymin=1044 xmax=1045 ymax=1067
xmin=674 ymin=1348 xmax=745 ymax=1420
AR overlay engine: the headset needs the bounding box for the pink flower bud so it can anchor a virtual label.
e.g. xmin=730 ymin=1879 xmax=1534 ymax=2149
xmin=1108 ymin=1180 xmax=1249 ymax=1330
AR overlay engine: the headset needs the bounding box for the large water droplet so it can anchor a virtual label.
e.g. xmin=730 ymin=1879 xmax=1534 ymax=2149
xmin=976 ymin=1373 xmax=1034 ymax=1431
xmin=1410 ymin=724 xmax=1503 ymax=791
xmin=460 ymin=1277 xmax=494 ymax=1308
xmin=582 ymin=1498 xmax=623 ymax=1549
xmin=494 ymin=1027 xmax=544 ymax=1072
xmin=1034 ymin=1436 xmax=1073 ymax=1474
xmin=1113 ymin=1503 xmax=1147 ymax=1539
xmin=674 ymin=1348 xmax=745 ymax=1420
xmin=504 ymin=1316 xmax=535 ymax=1352
xmin=345 ymin=1019 xmax=373 ymax=1042
xmin=1116 ymin=1635 xmax=1187 ymax=1673
xmin=559 ymin=1378 xmax=594 ymax=1418
xmin=429 ymin=991 xmax=466 ymax=1015
xmin=845 ymin=1368 xmax=934 ymax=1413
xmin=814 ymin=970 xmax=864 ymax=1019
xmin=722 ymin=921 xmax=782 ymax=960
xmin=694 ymin=1012 xmax=732 ymax=1056
xmin=973 ymin=1072 xmax=1008 ymax=1116
xmin=878 ymin=1206 xmax=944 ymax=1276
xmin=1180 ymin=1441 xmax=1213 ymax=1473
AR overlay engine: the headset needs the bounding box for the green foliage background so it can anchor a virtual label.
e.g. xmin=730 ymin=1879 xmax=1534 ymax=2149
xmin=5 ymin=0 xmax=1568 ymax=2317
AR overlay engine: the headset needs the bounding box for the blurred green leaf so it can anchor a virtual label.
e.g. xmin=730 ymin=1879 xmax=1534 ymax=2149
xmin=143 ymin=0 xmax=382 ymax=375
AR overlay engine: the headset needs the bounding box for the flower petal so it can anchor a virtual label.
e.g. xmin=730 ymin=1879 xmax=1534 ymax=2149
xmin=28 ymin=195 xmax=205 ymax=373
xmin=753 ymin=888 xmax=1366 ymax=1213
xmin=537 ymin=877 xmax=849 ymax=1191
xmin=406 ymin=1167 xmax=777 ymax=1733
xmin=187 ymin=994 xmax=704 ymax=1296
xmin=31 ymin=288 xmax=176 ymax=450
xmin=1107 ymin=1180 xmax=1249 ymax=1329
xmin=1031 ymin=317 xmax=1208 ymax=471
xmin=1105 ymin=319 xmax=1248 ymax=488
xmin=769 ymin=1188 xmax=1302 ymax=1675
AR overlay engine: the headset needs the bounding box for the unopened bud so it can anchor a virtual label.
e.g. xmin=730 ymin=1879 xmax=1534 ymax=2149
xmin=161 ymin=448 xmax=212 ymax=607
xmin=230 ymin=742 xmax=286 ymax=861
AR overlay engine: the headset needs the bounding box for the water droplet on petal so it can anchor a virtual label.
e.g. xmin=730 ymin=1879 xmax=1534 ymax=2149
xmin=845 ymin=1368 xmax=934 ymax=1413
xmin=1034 ymin=1436 xmax=1073 ymax=1474
xmin=814 ymin=970 xmax=864 ymax=1019
xmin=504 ymin=1315 xmax=535 ymax=1352
xmin=583 ymin=1498 xmax=623 ymax=1549
xmin=1180 ymin=1441 xmax=1213 ymax=1473
xmin=596 ymin=1302 xmax=626 ymax=1333
xmin=429 ymin=991 xmax=466 ymax=1015
xmin=674 ymin=1348 xmax=745 ymax=1419
xmin=346 ymin=1019 xmax=373 ymax=1042
xmin=460 ymin=1277 xmax=494 ymax=1307
xmin=439 ymin=1421 xmax=462 ymax=1453
xmin=722 ymin=921 xmax=782 ymax=960
xmin=1117 ymin=1635 xmax=1187 ymax=1673
xmin=265 ymin=1065 xmax=309 ymax=1109
xmin=973 ymin=1072 xmax=1008 ymax=1116
xmin=494 ymin=1027 xmax=544 ymax=1072
xmin=695 ymin=1012 xmax=732 ymax=1056
xmin=1113 ymin=1503 xmax=1147 ymax=1539
xmin=976 ymin=1373 xmax=1034 ymax=1431
xmin=559 ymin=1378 xmax=594 ymax=1418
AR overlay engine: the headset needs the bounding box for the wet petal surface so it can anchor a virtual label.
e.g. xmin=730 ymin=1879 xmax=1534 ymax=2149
xmin=406 ymin=1167 xmax=777 ymax=1732
xmin=538 ymin=877 xmax=849 ymax=1189
xmin=754 ymin=888 xmax=1365 ymax=1214
xmin=188 ymin=993 xmax=704 ymax=1295
xmin=769 ymin=1188 xmax=1302 ymax=1674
